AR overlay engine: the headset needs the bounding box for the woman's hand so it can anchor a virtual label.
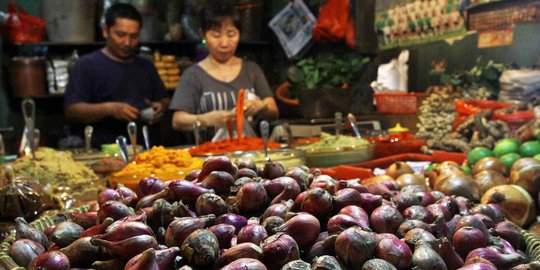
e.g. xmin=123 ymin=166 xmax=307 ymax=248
xmin=244 ymin=99 xmax=265 ymax=117
xmin=202 ymin=110 xmax=236 ymax=127
xmin=145 ymin=98 xmax=167 ymax=124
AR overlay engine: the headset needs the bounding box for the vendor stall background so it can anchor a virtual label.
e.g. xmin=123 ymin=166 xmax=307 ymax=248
xmin=0 ymin=0 xmax=539 ymax=152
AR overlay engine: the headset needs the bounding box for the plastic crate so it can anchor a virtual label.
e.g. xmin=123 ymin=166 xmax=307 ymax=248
xmin=373 ymin=92 xmax=424 ymax=114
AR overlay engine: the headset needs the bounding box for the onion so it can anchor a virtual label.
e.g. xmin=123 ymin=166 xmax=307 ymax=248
xmin=27 ymin=251 xmax=70 ymax=270
xmin=491 ymin=220 xmax=525 ymax=251
xmin=275 ymin=213 xmax=320 ymax=249
xmin=217 ymin=213 xmax=248 ymax=234
xmin=375 ymin=238 xmax=412 ymax=269
xmin=300 ymin=188 xmax=334 ymax=221
xmin=261 ymin=233 xmax=300 ymax=270
xmin=509 ymin=157 xmax=540 ymax=195
xmin=473 ymin=213 xmax=496 ymax=229
xmin=262 ymin=160 xmax=285 ymax=180
xmin=311 ymin=255 xmax=343 ymax=270
xmin=374 ymin=233 xmax=399 ymax=244
xmin=455 ymin=196 xmax=473 ymax=215
xmin=431 ymin=190 xmax=446 ymax=201
xmin=220 ymin=258 xmax=267 ymax=270
xmin=400 ymin=185 xmax=427 ymax=194
xmin=261 ymin=216 xmax=284 ymax=236
xmin=393 ymin=192 xmax=422 ymax=212
xmin=195 ymin=193 xmax=227 ymax=216
xmin=237 ymin=224 xmax=268 ymax=246
xmin=473 ymin=157 xmax=508 ymax=176
xmin=138 ymin=177 xmax=166 ymax=197
xmin=370 ymin=205 xmax=403 ymax=234
xmin=334 ymin=227 xmax=376 ymax=268
xmin=199 ymin=171 xmax=235 ymax=195
xmin=471 ymin=204 xmax=505 ymax=223
xmin=453 ymin=227 xmax=487 ymax=258
xmin=198 ymin=156 xmax=237 ymax=182
xmin=333 ymin=188 xmax=362 ymax=208
xmin=291 ymin=191 xmax=307 ymax=212
xmin=432 ymin=215 xmax=452 ymax=240
xmin=386 ymin=161 xmax=414 ymax=179
xmin=367 ymin=182 xmax=395 ymax=199
xmin=358 ymin=193 xmax=383 ymax=214
xmin=282 ymin=260 xmax=310 ymax=270
xmin=165 ymin=215 xmax=215 ymax=247
xmin=403 ymin=228 xmax=437 ymax=250
xmin=97 ymin=189 xmax=121 ymax=206
xmin=465 ymin=246 xmax=525 ymax=269
xmin=262 ymin=177 xmax=301 ymax=198
xmin=426 ymin=203 xmax=452 ymax=221
xmin=327 ymin=214 xmax=363 ymax=235
xmin=417 ymin=191 xmax=437 ymax=206
xmin=207 ymin=224 xmax=236 ymax=249
xmin=236 ymin=182 xmax=269 ymax=214
xmin=397 ymin=173 xmax=429 ymax=190
xmin=362 ymin=259 xmax=398 ymax=270
xmin=215 ymin=243 xmax=263 ymax=269
xmin=397 ymin=220 xmax=432 ymax=238
xmin=438 ymin=237 xmax=464 ymax=270
xmin=473 ymin=170 xmax=509 ymax=194
xmin=97 ymin=200 xmax=135 ymax=224
xmin=236 ymin=157 xmax=257 ymax=171
xmin=270 ymin=186 xmax=297 ymax=205
xmin=338 ymin=205 xmax=370 ymax=227
xmin=167 ymin=180 xmax=214 ymax=205
xmin=180 ymin=229 xmax=220 ymax=267
xmin=402 ymin=205 xmax=434 ymax=223
xmin=457 ymin=263 xmax=497 ymax=270
xmin=435 ymin=173 xmax=481 ymax=201
xmin=456 ymin=215 xmax=491 ymax=242
xmin=310 ymin=175 xmax=337 ymax=194
xmin=9 ymin=239 xmax=45 ymax=268
xmin=481 ymin=185 xmax=536 ymax=227
xmin=285 ymin=167 xmax=310 ymax=191
xmin=236 ymin=168 xmax=258 ymax=179
xmin=411 ymin=241 xmax=447 ymax=270
xmin=262 ymin=200 xmax=293 ymax=221
xmin=184 ymin=169 xmax=201 ymax=182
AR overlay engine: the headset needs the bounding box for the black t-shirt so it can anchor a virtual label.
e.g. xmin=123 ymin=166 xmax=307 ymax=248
xmin=64 ymin=50 xmax=167 ymax=147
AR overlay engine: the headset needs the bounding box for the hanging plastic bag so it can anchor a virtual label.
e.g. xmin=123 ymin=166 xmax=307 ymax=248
xmin=1 ymin=1 xmax=46 ymax=43
xmin=312 ymin=0 xmax=355 ymax=49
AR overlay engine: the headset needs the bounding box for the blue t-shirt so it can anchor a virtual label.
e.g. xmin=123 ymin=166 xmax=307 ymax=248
xmin=64 ymin=50 xmax=167 ymax=146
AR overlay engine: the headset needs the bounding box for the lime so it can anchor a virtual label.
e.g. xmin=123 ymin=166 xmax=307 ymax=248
xmin=499 ymin=152 xmax=521 ymax=170
xmin=461 ymin=165 xmax=472 ymax=175
xmin=467 ymin=147 xmax=494 ymax=166
xmin=534 ymin=154 xmax=540 ymax=161
xmin=493 ymin=139 xmax=520 ymax=157
xmin=518 ymin=141 xmax=540 ymax=157
xmin=425 ymin=163 xmax=438 ymax=173
xmin=537 ymin=130 xmax=540 ymax=142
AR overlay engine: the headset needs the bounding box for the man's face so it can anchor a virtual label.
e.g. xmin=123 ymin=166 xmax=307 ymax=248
xmin=102 ymin=18 xmax=140 ymax=60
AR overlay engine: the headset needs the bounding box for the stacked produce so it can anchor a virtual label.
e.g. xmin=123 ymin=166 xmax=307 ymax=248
xmin=188 ymin=137 xmax=282 ymax=155
xmin=154 ymin=52 xmax=180 ymax=90
xmin=5 ymin=155 xmax=537 ymax=269
xmin=111 ymin=146 xmax=203 ymax=189
xmin=417 ymin=86 xmax=461 ymax=142
xmin=424 ymin=110 xmax=510 ymax=153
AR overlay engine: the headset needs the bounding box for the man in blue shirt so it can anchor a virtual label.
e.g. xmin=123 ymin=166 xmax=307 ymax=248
xmin=64 ymin=3 xmax=169 ymax=147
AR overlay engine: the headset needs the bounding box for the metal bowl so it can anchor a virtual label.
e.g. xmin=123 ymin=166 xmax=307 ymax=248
xmin=224 ymin=148 xmax=306 ymax=170
xmin=302 ymin=143 xmax=375 ymax=168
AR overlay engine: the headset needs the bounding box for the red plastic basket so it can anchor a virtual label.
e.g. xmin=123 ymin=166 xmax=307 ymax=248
xmin=373 ymin=92 xmax=424 ymax=114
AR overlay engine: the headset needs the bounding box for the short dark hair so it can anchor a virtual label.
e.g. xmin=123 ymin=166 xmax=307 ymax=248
xmin=105 ymin=3 xmax=142 ymax=28
xmin=199 ymin=1 xmax=241 ymax=33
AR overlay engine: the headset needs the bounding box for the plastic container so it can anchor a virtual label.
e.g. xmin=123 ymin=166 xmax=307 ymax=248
xmin=373 ymin=92 xmax=424 ymax=114
xmin=367 ymin=132 xmax=426 ymax=159
xmin=227 ymin=149 xmax=305 ymax=170
xmin=303 ymin=143 xmax=375 ymax=168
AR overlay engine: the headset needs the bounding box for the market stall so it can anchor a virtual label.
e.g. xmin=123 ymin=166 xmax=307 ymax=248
xmin=0 ymin=0 xmax=540 ymax=269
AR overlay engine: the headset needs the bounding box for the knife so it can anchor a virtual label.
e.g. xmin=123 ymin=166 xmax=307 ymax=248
xmin=260 ymin=120 xmax=270 ymax=161
xmin=84 ymin=125 xmax=93 ymax=153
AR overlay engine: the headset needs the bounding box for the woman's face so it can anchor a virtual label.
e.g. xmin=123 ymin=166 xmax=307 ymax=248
xmin=204 ymin=19 xmax=240 ymax=63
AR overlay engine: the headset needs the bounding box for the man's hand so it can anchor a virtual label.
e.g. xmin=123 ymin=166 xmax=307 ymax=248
xmin=202 ymin=110 xmax=236 ymax=127
xmin=145 ymin=98 xmax=166 ymax=125
xmin=108 ymin=102 xmax=139 ymax=121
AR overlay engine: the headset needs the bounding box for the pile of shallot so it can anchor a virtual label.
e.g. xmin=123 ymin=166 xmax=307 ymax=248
xmin=9 ymin=156 xmax=537 ymax=270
